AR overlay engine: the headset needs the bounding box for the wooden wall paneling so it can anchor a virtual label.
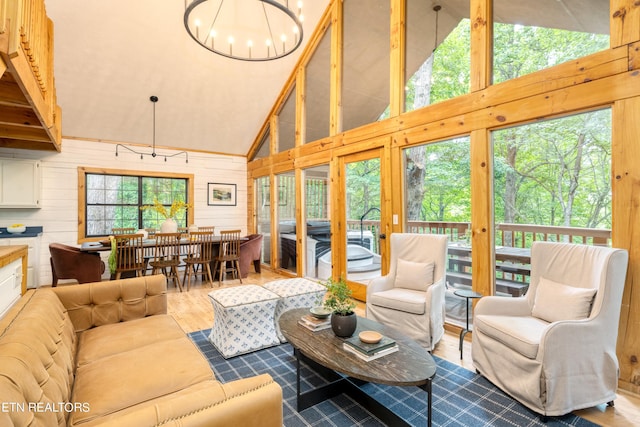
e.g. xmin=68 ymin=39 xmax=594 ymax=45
xmin=389 ymin=140 xmax=404 ymax=236
xmin=394 ymin=47 xmax=628 ymax=139
xmin=612 ymin=96 xmax=640 ymax=394
xmin=295 ymin=135 xmax=341 ymax=158
xmin=329 ymin=154 xmax=344 ymax=279
xmin=470 ymin=129 xmax=494 ymax=297
xmin=269 ymin=173 xmax=278 ymax=269
xmin=294 ymin=146 xmax=339 ymax=169
xmin=247 ymin=176 xmax=255 ymax=234
xmin=630 ymin=41 xmax=640 ymax=70
xmin=470 ymin=0 xmax=492 ymax=91
xmin=389 ymin=0 xmax=405 ymax=117
xmin=295 ymin=167 xmax=304 ymax=276
xmin=332 ymin=135 xmax=389 ymax=158
xmin=330 ymin=1 xmax=342 ymax=135
xmin=611 ymin=0 xmax=640 ymax=48
xmin=269 ymin=115 xmax=278 ymax=158
xmin=380 ymin=144 xmax=393 ymax=276
xmin=296 ymin=66 xmax=305 ymax=147
xmin=398 ymin=70 xmax=640 ymax=151
xmin=272 ymin=161 xmax=295 ymax=176
xmin=248 ymin=165 xmax=272 ymax=179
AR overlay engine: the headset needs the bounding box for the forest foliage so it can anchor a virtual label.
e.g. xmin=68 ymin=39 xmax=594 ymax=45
xmin=349 ymin=18 xmax=611 ymax=230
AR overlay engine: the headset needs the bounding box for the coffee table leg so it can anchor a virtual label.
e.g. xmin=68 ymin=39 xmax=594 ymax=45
xmin=427 ymin=376 xmax=432 ymax=427
xmin=295 ymin=348 xmax=302 ymax=409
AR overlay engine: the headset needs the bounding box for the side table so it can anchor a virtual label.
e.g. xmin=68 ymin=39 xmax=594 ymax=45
xmin=453 ymin=289 xmax=482 ymax=359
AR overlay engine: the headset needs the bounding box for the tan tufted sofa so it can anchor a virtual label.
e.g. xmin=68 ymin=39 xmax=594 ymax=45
xmin=0 ymin=274 xmax=283 ymax=427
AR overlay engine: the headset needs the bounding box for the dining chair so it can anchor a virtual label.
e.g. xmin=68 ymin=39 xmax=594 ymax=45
xmin=183 ymin=231 xmax=215 ymax=290
xmin=213 ymin=229 xmax=243 ymax=285
xmin=189 ymin=226 xmax=215 ymax=274
xmin=113 ymin=233 xmax=146 ymax=279
xmin=49 ymin=243 xmax=105 ymax=286
xmin=111 ymin=227 xmax=136 ymax=235
xmin=149 ymin=232 xmax=183 ymax=291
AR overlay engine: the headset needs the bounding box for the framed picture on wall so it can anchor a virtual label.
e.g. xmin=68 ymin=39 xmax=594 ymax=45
xmin=208 ymin=183 xmax=237 ymax=206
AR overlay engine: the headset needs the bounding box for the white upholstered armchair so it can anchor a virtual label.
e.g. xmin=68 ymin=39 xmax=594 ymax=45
xmin=472 ymin=242 xmax=628 ymax=416
xmin=366 ymin=233 xmax=449 ymax=350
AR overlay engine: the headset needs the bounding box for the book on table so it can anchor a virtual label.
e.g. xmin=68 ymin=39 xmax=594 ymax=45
xmin=343 ymin=334 xmax=397 ymax=355
xmin=298 ymin=314 xmax=331 ymax=331
xmin=343 ymin=342 xmax=399 ymax=361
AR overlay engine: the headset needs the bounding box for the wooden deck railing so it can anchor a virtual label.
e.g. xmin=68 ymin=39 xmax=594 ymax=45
xmin=301 ymin=220 xmax=611 ymax=251
xmin=345 ymin=220 xmax=611 ymax=296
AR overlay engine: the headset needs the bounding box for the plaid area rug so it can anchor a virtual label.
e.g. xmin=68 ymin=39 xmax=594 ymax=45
xmin=188 ymin=329 xmax=598 ymax=427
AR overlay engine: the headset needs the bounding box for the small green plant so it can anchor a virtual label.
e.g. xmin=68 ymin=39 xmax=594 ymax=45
xmin=322 ymin=277 xmax=356 ymax=316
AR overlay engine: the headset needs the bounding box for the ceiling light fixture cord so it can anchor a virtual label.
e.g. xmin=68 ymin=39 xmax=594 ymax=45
xmin=115 ymin=96 xmax=189 ymax=163
xmin=433 ymin=5 xmax=441 ymax=53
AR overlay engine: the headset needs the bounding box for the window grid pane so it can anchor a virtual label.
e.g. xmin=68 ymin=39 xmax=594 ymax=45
xmin=86 ymin=173 xmax=188 ymax=237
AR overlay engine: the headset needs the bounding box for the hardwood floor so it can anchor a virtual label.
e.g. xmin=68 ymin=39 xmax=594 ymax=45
xmin=167 ymin=271 xmax=640 ymax=427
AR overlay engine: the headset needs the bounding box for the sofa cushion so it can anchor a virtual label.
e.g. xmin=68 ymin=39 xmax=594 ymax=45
xmin=474 ymin=314 xmax=549 ymax=359
xmin=70 ymin=336 xmax=214 ymax=426
xmin=395 ymin=258 xmax=434 ymax=291
xmin=76 ymin=314 xmax=186 ymax=366
xmin=369 ymin=288 xmax=426 ymax=315
xmin=73 ymin=375 xmax=282 ymax=427
xmin=532 ymin=277 xmax=597 ymax=323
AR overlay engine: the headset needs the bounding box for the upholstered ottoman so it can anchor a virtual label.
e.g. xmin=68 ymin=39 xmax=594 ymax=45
xmin=208 ymin=285 xmax=281 ymax=358
xmin=263 ymin=278 xmax=327 ymax=342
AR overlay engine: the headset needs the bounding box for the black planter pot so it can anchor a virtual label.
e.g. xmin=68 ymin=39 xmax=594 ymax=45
xmin=331 ymin=312 xmax=357 ymax=337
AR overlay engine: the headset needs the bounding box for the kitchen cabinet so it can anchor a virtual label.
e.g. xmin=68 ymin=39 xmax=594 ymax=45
xmin=0 ymin=246 xmax=27 ymax=319
xmin=0 ymin=158 xmax=41 ymax=208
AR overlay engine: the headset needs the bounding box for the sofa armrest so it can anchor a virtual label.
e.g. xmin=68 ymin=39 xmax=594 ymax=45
xmin=51 ymin=274 xmax=168 ymax=332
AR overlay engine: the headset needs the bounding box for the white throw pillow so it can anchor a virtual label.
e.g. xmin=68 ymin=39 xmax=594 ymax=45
xmin=532 ymin=277 xmax=597 ymax=323
xmin=394 ymin=259 xmax=435 ymax=291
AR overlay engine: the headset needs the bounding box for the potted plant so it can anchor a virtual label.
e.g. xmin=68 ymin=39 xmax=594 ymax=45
xmin=140 ymin=198 xmax=191 ymax=233
xmin=322 ymin=277 xmax=357 ymax=337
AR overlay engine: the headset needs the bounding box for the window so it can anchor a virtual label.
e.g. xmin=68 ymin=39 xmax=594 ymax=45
xmin=342 ymin=0 xmax=390 ymax=132
xmin=79 ymin=168 xmax=194 ymax=239
xmin=492 ymin=109 xmax=612 ymax=296
xmin=405 ymin=0 xmax=471 ymax=113
xmin=492 ymin=0 xmax=609 ymax=85
xmin=403 ymin=137 xmax=471 ymax=327
xmin=255 ymin=176 xmax=271 ymax=266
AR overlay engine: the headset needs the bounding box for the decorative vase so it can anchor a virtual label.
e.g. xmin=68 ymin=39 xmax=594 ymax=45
xmin=331 ymin=312 xmax=357 ymax=337
xmin=160 ymin=218 xmax=178 ymax=233
xmin=188 ymin=224 xmax=199 ymax=233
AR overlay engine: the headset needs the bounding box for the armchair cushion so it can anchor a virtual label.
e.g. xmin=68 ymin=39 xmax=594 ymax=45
xmin=395 ymin=258 xmax=434 ymax=291
xmin=474 ymin=314 xmax=549 ymax=359
xmin=532 ymin=277 xmax=597 ymax=323
xmin=368 ymin=288 xmax=426 ymax=315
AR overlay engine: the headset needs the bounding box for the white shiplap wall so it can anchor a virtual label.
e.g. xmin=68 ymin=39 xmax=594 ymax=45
xmin=0 ymin=138 xmax=247 ymax=287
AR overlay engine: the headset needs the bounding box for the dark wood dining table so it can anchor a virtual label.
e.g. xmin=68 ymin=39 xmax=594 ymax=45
xmin=80 ymin=236 xmax=247 ymax=280
xmin=80 ymin=235 xmax=247 ymax=252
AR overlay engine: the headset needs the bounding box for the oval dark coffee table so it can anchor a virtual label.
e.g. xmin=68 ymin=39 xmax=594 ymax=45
xmin=279 ymin=308 xmax=437 ymax=426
